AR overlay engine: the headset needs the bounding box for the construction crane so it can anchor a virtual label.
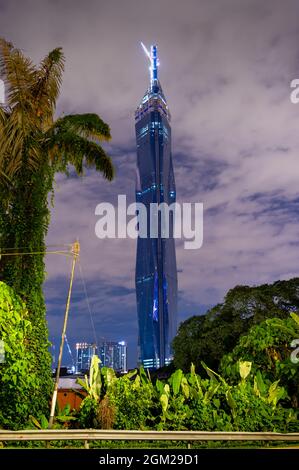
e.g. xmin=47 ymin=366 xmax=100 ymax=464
xmin=64 ymin=334 xmax=75 ymax=372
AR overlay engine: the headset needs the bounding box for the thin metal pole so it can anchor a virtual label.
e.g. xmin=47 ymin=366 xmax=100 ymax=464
xmin=48 ymin=241 xmax=80 ymax=428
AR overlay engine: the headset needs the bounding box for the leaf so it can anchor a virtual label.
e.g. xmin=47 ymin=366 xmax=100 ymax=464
xmin=125 ymin=369 xmax=137 ymax=380
xmin=156 ymin=379 xmax=164 ymax=395
xmin=29 ymin=415 xmax=42 ymax=429
xmin=239 ymin=361 xmax=252 ymax=380
xmin=56 ymin=415 xmax=77 ymax=422
xmin=268 ymin=380 xmax=285 ymax=406
xmin=203 ymin=382 xmax=220 ymax=404
xmin=254 ymin=370 xmax=267 ymax=397
xmin=290 ymin=312 xmax=299 ymax=328
xmin=61 ymin=403 xmax=71 ymax=416
xmin=138 ymin=366 xmax=150 ymax=385
xmin=160 ymin=393 xmax=169 ymax=414
xmin=40 ymin=414 xmax=49 ymax=429
xmin=201 ymin=361 xmax=219 ymax=381
xmin=181 ymin=377 xmax=190 ymax=399
xmin=72 ymin=389 xmax=86 ymax=400
xmin=225 ymin=390 xmax=237 ymax=419
xmin=226 ymin=390 xmax=236 ymax=411
xmin=133 ymin=375 xmax=141 ymax=388
xmin=170 ymin=369 xmax=183 ymax=395
xmin=102 ymin=367 xmax=116 ymax=388
xmin=76 ymin=377 xmax=88 ymax=392
xmin=201 ymin=361 xmax=228 ymax=386
xmin=188 ymin=364 xmax=203 ymax=397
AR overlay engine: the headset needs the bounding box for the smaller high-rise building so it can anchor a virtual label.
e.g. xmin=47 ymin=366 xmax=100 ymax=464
xmin=75 ymin=342 xmax=97 ymax=373
xmin=99 ymin=341 xmax=127 ymax=373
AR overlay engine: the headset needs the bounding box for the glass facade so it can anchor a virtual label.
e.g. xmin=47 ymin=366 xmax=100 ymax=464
xmin=135 ymin=45 xmax=178 ymax=369
xmin=75 ymin=342 xmax=97 ymax=373
xmin=99 ymin=341 xmax=128 ymax=373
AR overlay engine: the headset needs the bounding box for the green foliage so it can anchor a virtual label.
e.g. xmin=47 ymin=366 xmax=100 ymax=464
xmin=29 ymin=404 xmax=77 ymax=430
xmin=77 ymin=396 xmax=99 ymax=429
xmin=173 ymin=278 xmax=299 ymax=372
xmin=107 ymin=368 xmax=158 ymax=430
xmin=220 ymin=314 xmax=299 ymax=407
xmin=73 ymin=356 xmax=299 ymax=433
xmin=0 ymin=282 xmax=45 ymax=429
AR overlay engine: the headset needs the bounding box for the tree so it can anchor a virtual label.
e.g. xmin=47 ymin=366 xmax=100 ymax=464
xmin=220 ymin=314 xmax=299 ymax=407
xmin=172 ymin=278 xmax=299 ymax=372
xmin=0 ymin=38 xmax=114 ymax=418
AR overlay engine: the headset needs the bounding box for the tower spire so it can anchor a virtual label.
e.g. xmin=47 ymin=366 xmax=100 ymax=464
xmin=141 ymin=42 xmax=159 ymax=90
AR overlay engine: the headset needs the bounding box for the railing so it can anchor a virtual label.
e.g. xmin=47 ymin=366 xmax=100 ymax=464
xmin=0 ymin=429 xmax=299 ymax=443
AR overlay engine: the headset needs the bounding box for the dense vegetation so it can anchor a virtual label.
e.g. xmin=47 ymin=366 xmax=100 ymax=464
xmin=71 ymin=307 xmax=298 ymax=433
xmin=63 ymin=351 xmax=298 ymax=433
xmin=173 ymin=278 xmax=299 ymax=372
xmin=0 ymin=38 xmax=114 ymax=417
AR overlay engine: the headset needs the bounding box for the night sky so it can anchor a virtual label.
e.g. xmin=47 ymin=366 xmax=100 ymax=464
xmin=1 ymin=0 xmax=299 ymax=368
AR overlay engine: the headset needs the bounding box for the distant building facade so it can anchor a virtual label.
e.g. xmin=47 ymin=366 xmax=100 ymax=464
xmin=99 ymin=341 xmax=127 ymax=373
xmin=75 ymin=342 xmax=97 ymax=373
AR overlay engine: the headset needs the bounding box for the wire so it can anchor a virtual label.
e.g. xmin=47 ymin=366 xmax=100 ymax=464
xmin=0 ymin=250 xmax=72 ymax=257
xmin=0 ymin=244 xmax=72 ymax=251
xmin=78 ymin=260 xmax=101 ymax=349
xmin=0 ymin=243 xmax=74 ymax=257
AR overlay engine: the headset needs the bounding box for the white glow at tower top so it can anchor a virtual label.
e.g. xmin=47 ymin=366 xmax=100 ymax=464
xmin=140 ymin=42 xmax=160 ymax=88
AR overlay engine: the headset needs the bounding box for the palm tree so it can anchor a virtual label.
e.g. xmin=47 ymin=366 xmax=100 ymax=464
xmin=0 ymin=38 xmax=115 ymax=422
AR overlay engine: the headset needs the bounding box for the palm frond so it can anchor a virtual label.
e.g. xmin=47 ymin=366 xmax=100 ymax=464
xmin=84 ymin=140 xmax=114 ymax=180
xmin=0 ymin=38 xmax=35 ymax=110
xmin=31 ymin=47 xmax=64 ymax=123
xmin=54 ymin=113 xmax=111 ymax=141
xmin=0 ymin=38 xmax=42 ymax=178
xmin=45 ymin=129 xmax=114 ymax=181
xmin=0 ymin=108 xmax=42 ymax=178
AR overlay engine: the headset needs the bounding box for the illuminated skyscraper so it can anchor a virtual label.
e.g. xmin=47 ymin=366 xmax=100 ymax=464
xmin=135 ymin=44 xmax=178 ymax=369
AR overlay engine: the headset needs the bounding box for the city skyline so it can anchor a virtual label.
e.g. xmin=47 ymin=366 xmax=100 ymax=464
xmin=75 ymin=341 xmax=127 ymax=373
xmin=1 ymin=0 xmax=299 ymax=368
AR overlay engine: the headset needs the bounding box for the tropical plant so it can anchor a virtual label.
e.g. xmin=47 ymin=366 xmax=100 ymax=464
xmin=0 ymin=37 xmax=114 ymax=419
xmin=71 ymin=357 xmax=299 ymax=433
xmin=76 ymin=355 xmax=117 ymax=428
xmin=77 ymin=355 xmax=103 ymax=401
